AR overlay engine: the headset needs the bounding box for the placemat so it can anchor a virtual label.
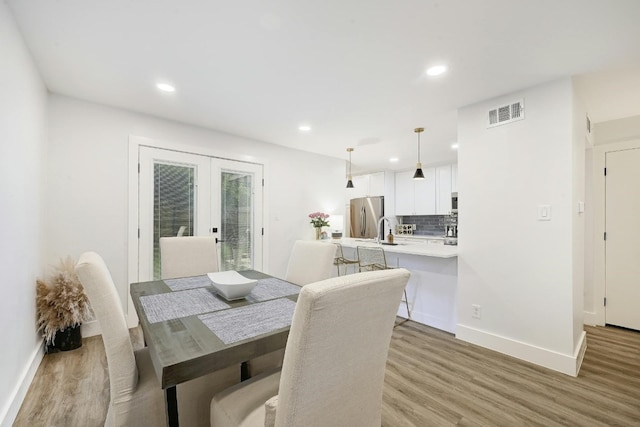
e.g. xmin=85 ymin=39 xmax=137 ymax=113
xmin=247 ymin=277 xmax=300 ymax=302
xmin=199 ymin=298 xmax=296 ymax=344
xmin=164 ymin=275 xmax=212 ymax=291
xmin=140 ymin=288 xmax=230 ymax=323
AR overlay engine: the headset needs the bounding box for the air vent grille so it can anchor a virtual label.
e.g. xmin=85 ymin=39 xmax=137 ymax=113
xmin=487 ymin=99 xmax=525 ymax=128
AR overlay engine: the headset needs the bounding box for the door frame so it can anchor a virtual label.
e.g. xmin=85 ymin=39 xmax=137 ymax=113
xmin=126 ymin=135 xmax=269 ymax=325
xmin=592 ymin=138 xmax=640 ymax=326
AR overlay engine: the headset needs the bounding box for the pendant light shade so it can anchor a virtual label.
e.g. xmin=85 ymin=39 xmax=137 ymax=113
xmin=413 ymin=127 xmax=425 ymax=180
xmin=346 ymin=148 xmax=354 ymax=188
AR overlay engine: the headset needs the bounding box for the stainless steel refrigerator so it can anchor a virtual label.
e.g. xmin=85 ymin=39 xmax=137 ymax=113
xmin=350 ymin=196 xmax=384 ymax=239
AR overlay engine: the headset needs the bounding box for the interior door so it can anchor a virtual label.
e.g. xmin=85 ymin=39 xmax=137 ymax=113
xmin=605 ymin=147 xmax=640 ymax=330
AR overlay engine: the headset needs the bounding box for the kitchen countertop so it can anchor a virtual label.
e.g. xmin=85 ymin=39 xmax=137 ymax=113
xmin=331 ymin=237 xmax=458 ymax=258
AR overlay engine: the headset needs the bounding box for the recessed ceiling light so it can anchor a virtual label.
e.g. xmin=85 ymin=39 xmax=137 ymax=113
xmin=426 ymin=65 xmax=447 ymax=77
xmin=298 ymin=125 xmax=311 ymax=132
xmin=389 ymin=157 xmax=399 ymax=162
xmin=156 ymin=83 xmax=176 ymax=92
xmin=451 ymin=143 xmax=459 ymax=150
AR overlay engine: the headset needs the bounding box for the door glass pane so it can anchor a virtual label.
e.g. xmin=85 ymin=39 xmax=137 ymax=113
xmin=220 ymin=171 xmax=253 ymax=271
xmin=154 ymin=163 xmax=195 ymax=279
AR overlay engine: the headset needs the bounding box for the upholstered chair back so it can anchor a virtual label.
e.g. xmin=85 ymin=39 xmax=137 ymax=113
xmin=77 ymin=251 xmax=239 ymax=427
xmin=276 ymin=268 xmax=410 ymax=425
xmin=160 ymin=236 xmax=218 ymax=279
xmin=210 ymin=268 xmax=410 ymax=426
xmin=284 ymin=240 xmax=337 ymax=285
xmin=74 ymin=252 xmax=142 ymax=420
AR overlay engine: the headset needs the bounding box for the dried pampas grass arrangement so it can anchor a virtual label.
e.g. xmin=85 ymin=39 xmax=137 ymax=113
xmin=36 ymin=256 xmax=92 ymax=346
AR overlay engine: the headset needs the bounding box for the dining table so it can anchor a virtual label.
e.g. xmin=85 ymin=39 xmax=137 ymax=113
xmin=129 ymin=270 xmax=301 ymax=427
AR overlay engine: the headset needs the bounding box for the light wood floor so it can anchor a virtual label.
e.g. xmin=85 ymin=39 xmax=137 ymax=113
xmin=14 ymin=323 xmax=640 ymax=426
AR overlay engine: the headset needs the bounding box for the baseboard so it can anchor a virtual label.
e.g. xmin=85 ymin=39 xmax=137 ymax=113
xmin=400 ymin=306 xmax=456 ymax=334
xmin=80 ymin=319 xmax=101 ymax=337
xmin=81 ymin=314 xmax=139 ymax=339
xmin=456 ymin=324 xmax=585 ymax=377
xmin=583 ymin=310 xmax=602 ymax=326
xmin=0 ymin=343 xmax=43 ymax=427
xmin=575 ymin=331 xmax=587 ymax=375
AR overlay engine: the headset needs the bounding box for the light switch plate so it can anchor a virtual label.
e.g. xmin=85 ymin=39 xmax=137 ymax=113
xmin=538 ymin=205 xmax=551 ymax=221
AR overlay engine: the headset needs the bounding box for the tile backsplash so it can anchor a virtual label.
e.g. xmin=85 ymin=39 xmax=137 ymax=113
xmin=399 ymin=215 xmax=447 ymax=236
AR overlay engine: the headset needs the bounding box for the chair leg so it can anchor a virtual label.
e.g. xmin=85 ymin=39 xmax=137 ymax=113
xmin=394 ymin=289 xmax=411 ymax=328
xmin=403 ymin=289 xmax=411 ymax=319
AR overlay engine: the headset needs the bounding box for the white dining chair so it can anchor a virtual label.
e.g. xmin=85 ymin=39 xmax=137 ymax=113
xmin=160 ymin=236 xmax=218 ymax=279
xmin=283 ymin=240 xmax=337 ymax=286
xmin=76 ymin=251 xmax=239 ymax=427
xmin=247 ymin=240 xmax=337 ymax=378
xmin=210 ymin=268 xmax=411 ymax=426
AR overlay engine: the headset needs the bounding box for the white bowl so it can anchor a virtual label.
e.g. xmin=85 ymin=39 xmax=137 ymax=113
xmin=207 ymin=271 xmax=257 ymax=301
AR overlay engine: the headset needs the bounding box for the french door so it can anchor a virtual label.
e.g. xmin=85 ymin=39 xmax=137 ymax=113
xmin=138 ymin=146 xmax=263 ymax=281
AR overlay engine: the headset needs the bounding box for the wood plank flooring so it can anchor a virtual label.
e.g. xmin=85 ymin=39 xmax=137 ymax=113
xmin=14 ymin=323 xmax=640 ymax=426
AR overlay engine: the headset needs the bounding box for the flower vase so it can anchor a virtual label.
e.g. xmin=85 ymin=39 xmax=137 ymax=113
xmin=315 ymin=227 xmax=321 ymax=240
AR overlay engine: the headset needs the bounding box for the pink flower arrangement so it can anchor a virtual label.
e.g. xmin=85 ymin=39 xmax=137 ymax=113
xmin=309 ymin=212 xmax=330 ymax=228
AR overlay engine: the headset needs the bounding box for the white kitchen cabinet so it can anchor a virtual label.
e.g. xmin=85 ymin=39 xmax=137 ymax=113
xmin=394 ymin=170 xmax=414 ymax=215
xmin=396 ymin=164 xmax=457 ymax=215
xmin=348 ymin=172 xmax=385 ymax=199
xmin=436 ymin=165 xmax=452 ymax=214
xmin=395 ymin=168 xmax=436 ymax=215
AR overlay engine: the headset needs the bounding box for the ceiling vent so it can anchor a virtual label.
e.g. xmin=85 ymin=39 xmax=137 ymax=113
xmin=487 ymin=99 xmax=524 ymax=128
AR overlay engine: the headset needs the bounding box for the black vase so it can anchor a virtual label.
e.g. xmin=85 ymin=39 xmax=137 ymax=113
xmin=46 ymin=324 xmax=82 ymax=353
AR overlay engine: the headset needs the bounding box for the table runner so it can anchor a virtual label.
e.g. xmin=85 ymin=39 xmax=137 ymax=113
xmin=199 ymin=298 xmax=296 ymax=344
xmin=140 ymin=288 xmax=230 ymax=323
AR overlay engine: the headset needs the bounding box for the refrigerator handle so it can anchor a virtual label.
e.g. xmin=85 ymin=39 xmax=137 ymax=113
xmin=361 ymin=206 xmax=366 ymax=236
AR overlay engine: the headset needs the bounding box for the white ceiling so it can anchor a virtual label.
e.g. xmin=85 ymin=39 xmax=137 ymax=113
xmin=8 ymin=0 xmax=640 ymax=173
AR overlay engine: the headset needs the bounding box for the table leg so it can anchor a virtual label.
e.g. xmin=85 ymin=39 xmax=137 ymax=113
xmin=241 ymin=361 xmax=250 ymax=381
xmin=165 ymin=386 xmax=179 ymax=427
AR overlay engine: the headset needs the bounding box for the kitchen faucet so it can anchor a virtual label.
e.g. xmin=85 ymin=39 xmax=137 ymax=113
xmin=376 ymin=216 xmax=391 ymax=243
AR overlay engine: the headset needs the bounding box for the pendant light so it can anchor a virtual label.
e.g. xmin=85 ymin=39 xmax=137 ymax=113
xmin=346 ymin=148 xmax=354 ymax=188
xmin=413 ymin=127 xmax=425 ymax=180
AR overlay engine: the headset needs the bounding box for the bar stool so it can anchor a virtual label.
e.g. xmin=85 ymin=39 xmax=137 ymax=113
xmin=333 ymin=243 xmax=359 ymax=276
xmin=357 ymin=246 xmax=411 ymax=325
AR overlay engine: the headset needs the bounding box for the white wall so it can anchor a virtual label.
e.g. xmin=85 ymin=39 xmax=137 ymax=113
xmin=456 ymin=78 xmax=585 ymax=376
xmin=0 ymin=3 xmax=48 ymax=425
xmin=47 ymin=95 xmax=344 ymax=316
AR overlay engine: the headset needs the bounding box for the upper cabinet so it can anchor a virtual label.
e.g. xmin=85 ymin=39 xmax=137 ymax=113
xmin=436 ymin=165 xmax=452 ymax=214
xmin=395 ymin=163 xmax=457 ymax=216
xmin=395 ymin=169 xmax=436 ymax=215
xmin=348 ymin=171 xmax=386 ymax=199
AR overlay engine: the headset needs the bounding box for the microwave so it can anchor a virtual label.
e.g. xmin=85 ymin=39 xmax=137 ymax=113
xmin=451 ymin=192 xmax=458 ymax=213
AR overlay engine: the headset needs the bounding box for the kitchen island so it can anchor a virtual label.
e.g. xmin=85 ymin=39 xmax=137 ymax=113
xmin=334 ymin=237 xmax=458 ymax=333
